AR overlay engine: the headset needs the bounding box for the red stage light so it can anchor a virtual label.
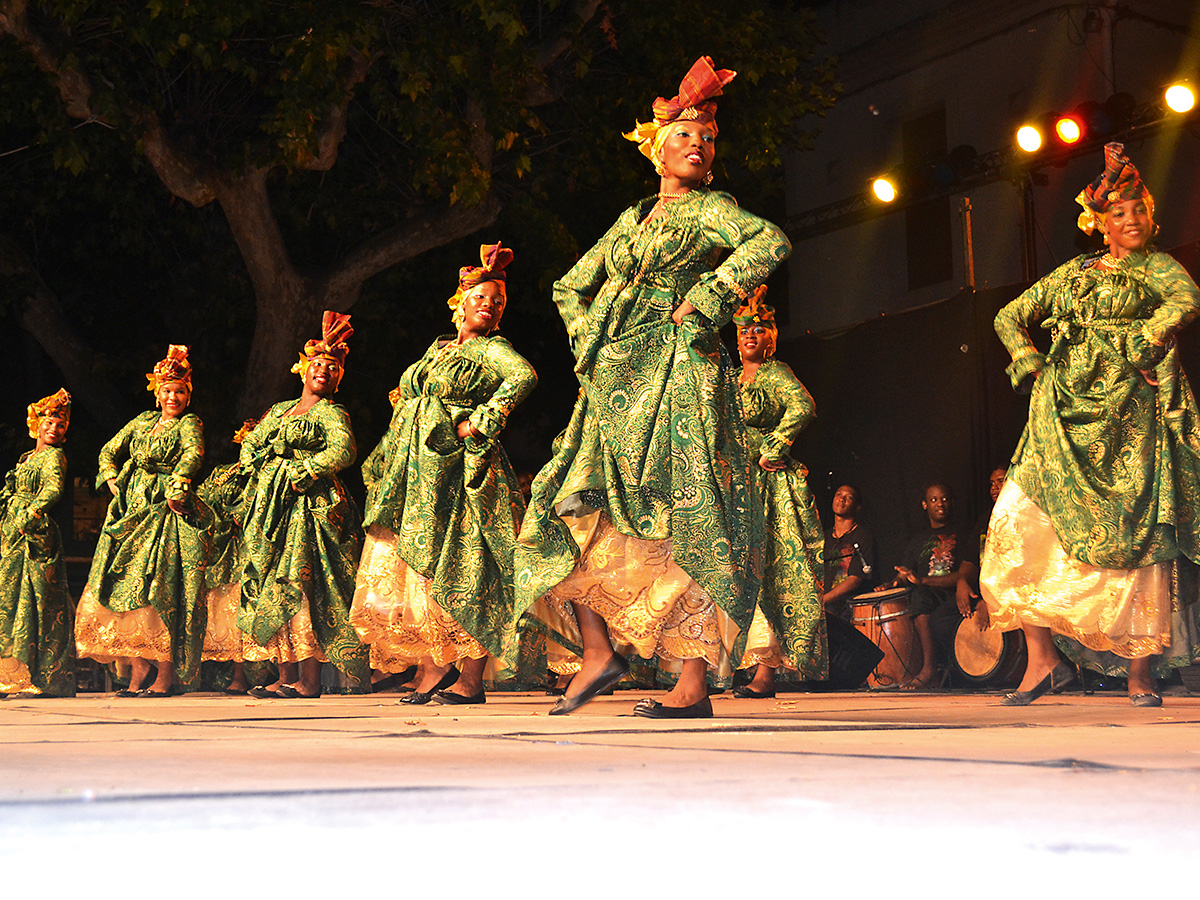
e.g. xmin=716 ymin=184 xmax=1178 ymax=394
xmin=1054 ymin=115 xmax=1083 ymax=144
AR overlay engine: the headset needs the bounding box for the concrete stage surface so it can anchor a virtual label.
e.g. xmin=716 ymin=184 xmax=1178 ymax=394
xmin=3 ymin=689 xmax=1199 ymax=895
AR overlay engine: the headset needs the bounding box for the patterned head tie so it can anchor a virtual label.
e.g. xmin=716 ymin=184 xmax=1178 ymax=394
xmin=292 ymin=310 xmax=353 ymax=391
xmin=447 ymin=241 xmax=513 ymax=324
xmin=623 ymin=56 xmax=736 ymax=167
xmin=145 ymin=344 xmax=193 ymax=394
xmin=26 ymin=388 xmax=71 ymax=439
xmin=733 ymin=285 xmax=776 ymax=330
xmin=1075 ymin=141 xmax=1155 ymax=235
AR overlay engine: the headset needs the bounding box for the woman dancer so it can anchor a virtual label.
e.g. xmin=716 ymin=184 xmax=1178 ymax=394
xmin=351 ymin=243 xmax=536 ymax=705
xmin=239 ymin=312 xmax=368 ymax=698
xmin=732 ymin=290 xmax=827 ymax=698
xmin=517 ymin=56 xmax=791 ymax=718
xmin=0 ymin=389 xmax=74 ymax=697
xmin=982 ymin=142 xmax=1200 ymax=707
xmin=75 ymin=346 xmax=208 ymax=696
xmin=196 ymin=420 xmax=257 ymax=695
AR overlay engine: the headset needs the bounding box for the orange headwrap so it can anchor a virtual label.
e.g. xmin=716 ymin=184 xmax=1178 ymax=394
xmin=447 ymin=242 xmax=513 ymax=324
xmin=145 ymin=345 xmax=193 ymax=394
xmin=292 ymin=311 xmax=353 ymax=390
xmin=26 ymin=388 xmax=71 ymax=439
xmin=624 ymin=56 xmax=737 ymax=165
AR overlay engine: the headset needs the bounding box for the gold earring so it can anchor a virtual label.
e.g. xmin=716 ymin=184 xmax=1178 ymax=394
xmin=702 ymin=171 xmax=713 ymax=185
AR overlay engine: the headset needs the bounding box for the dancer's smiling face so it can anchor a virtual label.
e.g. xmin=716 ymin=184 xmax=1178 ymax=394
xmin=658 ymin=121 xmax=716 ymax=186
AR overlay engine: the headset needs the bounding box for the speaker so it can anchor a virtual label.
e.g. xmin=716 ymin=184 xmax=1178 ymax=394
xmin=825 ymin=614 xmax=884 ymax=689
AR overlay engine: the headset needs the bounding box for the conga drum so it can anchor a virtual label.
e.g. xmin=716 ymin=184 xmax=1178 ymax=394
xmin=848 ymin=587 xmax=923 ymax=688
xmin=951 ymin=620 xmax=1027 ymax=686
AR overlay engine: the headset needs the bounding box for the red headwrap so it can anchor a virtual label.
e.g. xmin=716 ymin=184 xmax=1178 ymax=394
xmin=624 ymin=57 xmax=737 ymax=162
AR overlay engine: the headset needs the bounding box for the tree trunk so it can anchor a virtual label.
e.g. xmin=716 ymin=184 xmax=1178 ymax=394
xmin=2 ymin=235 xmax=130 ymax=433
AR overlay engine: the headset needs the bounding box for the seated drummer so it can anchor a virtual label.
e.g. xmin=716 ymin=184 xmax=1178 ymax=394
xmin=822 ymin=484 xmax=878 ymax=621
xmin=881 ymin=482 xmax=975 ymax=689
xmin=955 ymin=466 xmax=1006 ymax=631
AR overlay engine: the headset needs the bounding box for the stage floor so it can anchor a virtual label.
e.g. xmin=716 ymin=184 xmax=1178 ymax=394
xmin=4 ymin=688 xmax=1198 ymax=893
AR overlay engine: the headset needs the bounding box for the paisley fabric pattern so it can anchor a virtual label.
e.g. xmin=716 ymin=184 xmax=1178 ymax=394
xmin=0 ymin=447 xmax=74 ymax=696
xmin=75 ymin=412 xmax=209 ymax=684
xmin=517 ymin=189 xmax=790 ymax=647
xmin=984 ymin=249 xmax=1200 ymax=655
xmin=994 ymin=250 xmax=1200 ymax=568
xmin=352 ymin=335 xmax=535 ymax=667
xmin=197 ymin=463 xmax=251 ymax=661
xmin=737 ymin=360 xmax=828 ymax=679
xmin=237 ymin=399 xmax=368 ymax=686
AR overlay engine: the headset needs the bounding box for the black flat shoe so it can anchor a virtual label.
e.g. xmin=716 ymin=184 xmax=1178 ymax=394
xmin=399 ymin=690 xmax=435 ymax=705
xmin=248 ymin=685 xmax=284 ymax=699
xmin=276 ymin=684 xmax=321 ymax=699
xmin=732 ymin=685 xmax=776 ymax=699
xmin=1130 ymin=692 xmax=1162 ymax=708
xmin=432 ymin=689 xmax=486 ymax=705
xmin=633 ymin=696 xmax=714 ymax=719
xmin=545 ymin=686 xmax=567 ymax=696
xmin=372 ymin=666 xmax=418 ymax=693
xmin=549 ymin=655 xmax=630 ymax=715
xmin=115 ymin=688 xmax=140 ymax=698
xmin=221 ymin=687 xmax=249 ymax=696
xmin=138 ymin=684 xmax=183 ymax=698
xmin=1002 ymin=670 xmax=1054 ymax=706
xmin=1049 ymin=661 xmax=1077 ymax=694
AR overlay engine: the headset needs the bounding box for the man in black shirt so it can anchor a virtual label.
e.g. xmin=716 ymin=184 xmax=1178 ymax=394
xmin=822 ymin=484 xmax=877 ymax=621
xmin=887 ymin=483 xmax=974 ymax=688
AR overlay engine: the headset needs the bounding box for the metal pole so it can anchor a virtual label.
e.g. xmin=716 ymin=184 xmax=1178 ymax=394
xmin=959 ymin=196 xmax=976 ymax=290
xmin=1019 ymin=177 xmax=1038 ymax=282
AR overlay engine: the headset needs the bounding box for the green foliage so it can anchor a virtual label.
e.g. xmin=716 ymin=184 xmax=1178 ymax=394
xmin=0 ymin=0 xmax=837 ymax=481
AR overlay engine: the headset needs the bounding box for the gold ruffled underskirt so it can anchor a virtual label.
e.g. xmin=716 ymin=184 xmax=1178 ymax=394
xmin=0 ymin=657 xmax=35 ymax=694
xmin=543 ymin=509 xmax=735 ymax=668
xmin=75 ymin=587 xmax=172 ymax=663
xmin=241 ymin=598 xmax=327 ymax=665
xmin=980 ymin=480 xmax=1171 ymax=658
xmin=738 ymin=604 xmax=795 ymax=671
xmin=350 ymin=525 xmax=488 ymax=671
xmin=202 ymin=583 xmax=244 ymax=662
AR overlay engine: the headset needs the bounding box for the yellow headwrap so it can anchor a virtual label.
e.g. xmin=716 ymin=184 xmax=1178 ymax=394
xmin=145 ymin=345 xmax=193 ymax=394
xmin=26 ymin=388 xmax=71 ymax=440
xmin=291 ymin=311 xmax=353 ymax=391
xmin=623 ymin=56 xmax=736 ymax=170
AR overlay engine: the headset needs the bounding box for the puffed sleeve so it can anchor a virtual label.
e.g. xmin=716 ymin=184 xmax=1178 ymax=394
xmin=285 ymin=402 xmax=356 ymax=492
xmin=19 ymin=448 xmax=66 ymax=534
xmin=95 ymin=414 xmax=142 ymax=488
xmin=758 ymin=363 xmax=815 ymax=463
xmin=682 ymin=193 xmax=792 ymax=328
xmin=994 ymin=263 xmax=1067 ymax=392
xmin=1127 ymin=253 xmax=1200 ymax=368
xmin=552 ymin=212 xmax=633 ymax=358
xmin=466 ymin=337 xmax=537 ymax=446
xmin=167 ymin=414 xmax=205 ymax=501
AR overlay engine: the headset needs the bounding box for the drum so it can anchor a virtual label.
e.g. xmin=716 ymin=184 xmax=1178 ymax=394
xmin=951 ymin=619 xmax=1027 ymax=686
xmin=848 ymin=586 xmax=923 ymax=688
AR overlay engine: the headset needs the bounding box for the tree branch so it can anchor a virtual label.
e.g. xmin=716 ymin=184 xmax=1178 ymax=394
xmin=0 ymin=0 xmax=219 ymax=206
xmin=321 ymin=192 xmax=502 ymax=308
xmin=521 ymin=0 xmax=604 ymax=106
xmin=303 ymin=49 xmax=375 ymax=172
xmin=1 ymin=234 xmax=130 ymax=433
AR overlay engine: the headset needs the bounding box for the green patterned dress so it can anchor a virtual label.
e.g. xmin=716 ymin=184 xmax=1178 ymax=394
xmin=197 ymin=461 xmax=252 ymax=661
xmin=516 ymin=189 xmax=790 ymax=661
xmin=237 ymin=399 xmax=368 ymax=685
xmin=75 ymin=412 xmax=209 ymax=684
xmin=0 ymin=446 xmax=74 ymax=696
xmin=983 ymin=249 xmax=1200 ymax=664
xmin=353 ymin=335 xmax=536 ymax=669
xmin=738 ymin=360 xmax=828 ymax=680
